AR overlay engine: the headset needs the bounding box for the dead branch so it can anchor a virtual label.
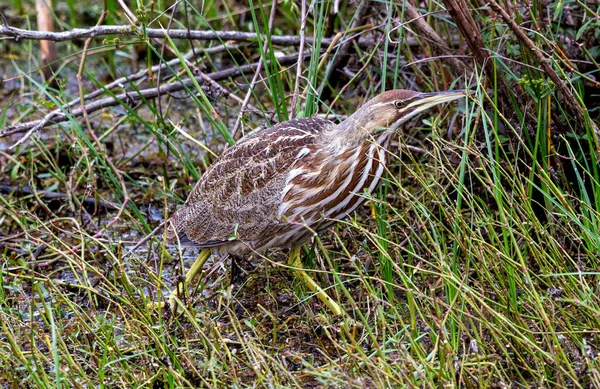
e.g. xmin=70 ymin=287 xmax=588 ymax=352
xmin=0 ymin=13 xmax=427 ymax=49
xmin=0 ymin=21 xmax=308 ymax=44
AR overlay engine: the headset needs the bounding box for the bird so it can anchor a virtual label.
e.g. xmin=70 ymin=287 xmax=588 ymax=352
xmin=165 ymin=89 xmax=466 ymax=315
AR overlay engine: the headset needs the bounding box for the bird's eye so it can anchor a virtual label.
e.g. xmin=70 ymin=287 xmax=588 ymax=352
xmin=394 ymin=100 xmax=405 ymax=109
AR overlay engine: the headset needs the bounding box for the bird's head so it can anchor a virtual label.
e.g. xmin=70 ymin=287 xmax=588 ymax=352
xmin=330 ymin=89 xmax=466 ymax=146
xmin=362 ymin=89 xmax=466 ymax=128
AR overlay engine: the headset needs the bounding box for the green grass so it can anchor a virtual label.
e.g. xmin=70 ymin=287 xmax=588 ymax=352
xmin=1 ymin=0 xmax=600 ymax=387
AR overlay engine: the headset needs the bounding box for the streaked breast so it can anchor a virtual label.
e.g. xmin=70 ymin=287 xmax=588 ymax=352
xmin=280 ymin=132 xmax=393 ymax=229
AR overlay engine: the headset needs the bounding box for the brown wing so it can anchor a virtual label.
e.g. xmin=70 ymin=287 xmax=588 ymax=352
xmin=166 ymin=117 xmax=335 ymax=248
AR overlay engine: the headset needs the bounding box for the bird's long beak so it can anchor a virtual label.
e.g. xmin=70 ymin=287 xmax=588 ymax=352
xmin=395 ymin=90 xmax=467 ymax=126
xmin=406 ymin=90 xmax=467 ymax=112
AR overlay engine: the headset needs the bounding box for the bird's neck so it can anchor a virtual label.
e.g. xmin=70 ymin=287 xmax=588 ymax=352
xmin=319 ymin=109 xmax=388 ymax=154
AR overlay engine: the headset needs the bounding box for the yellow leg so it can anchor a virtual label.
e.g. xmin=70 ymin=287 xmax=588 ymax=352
xmin=288 ymin=247 xmax=342 ymax=315
xmin=169 ymin=248 xmax=212 ymax=312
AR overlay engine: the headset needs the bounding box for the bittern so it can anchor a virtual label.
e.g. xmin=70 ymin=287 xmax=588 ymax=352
xmin=166 ymin=89 xmax=465 ymax=315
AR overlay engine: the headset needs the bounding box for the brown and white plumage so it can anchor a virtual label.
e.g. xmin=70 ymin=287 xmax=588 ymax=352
xmin=166 ymin=89 xmax=465 ymax=255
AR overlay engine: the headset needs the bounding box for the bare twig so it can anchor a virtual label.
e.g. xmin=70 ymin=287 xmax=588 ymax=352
xmin=0 ymin=21 xmax=328 ymax=45
xmin=0 ymin=14 xmax=426 ymax=49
